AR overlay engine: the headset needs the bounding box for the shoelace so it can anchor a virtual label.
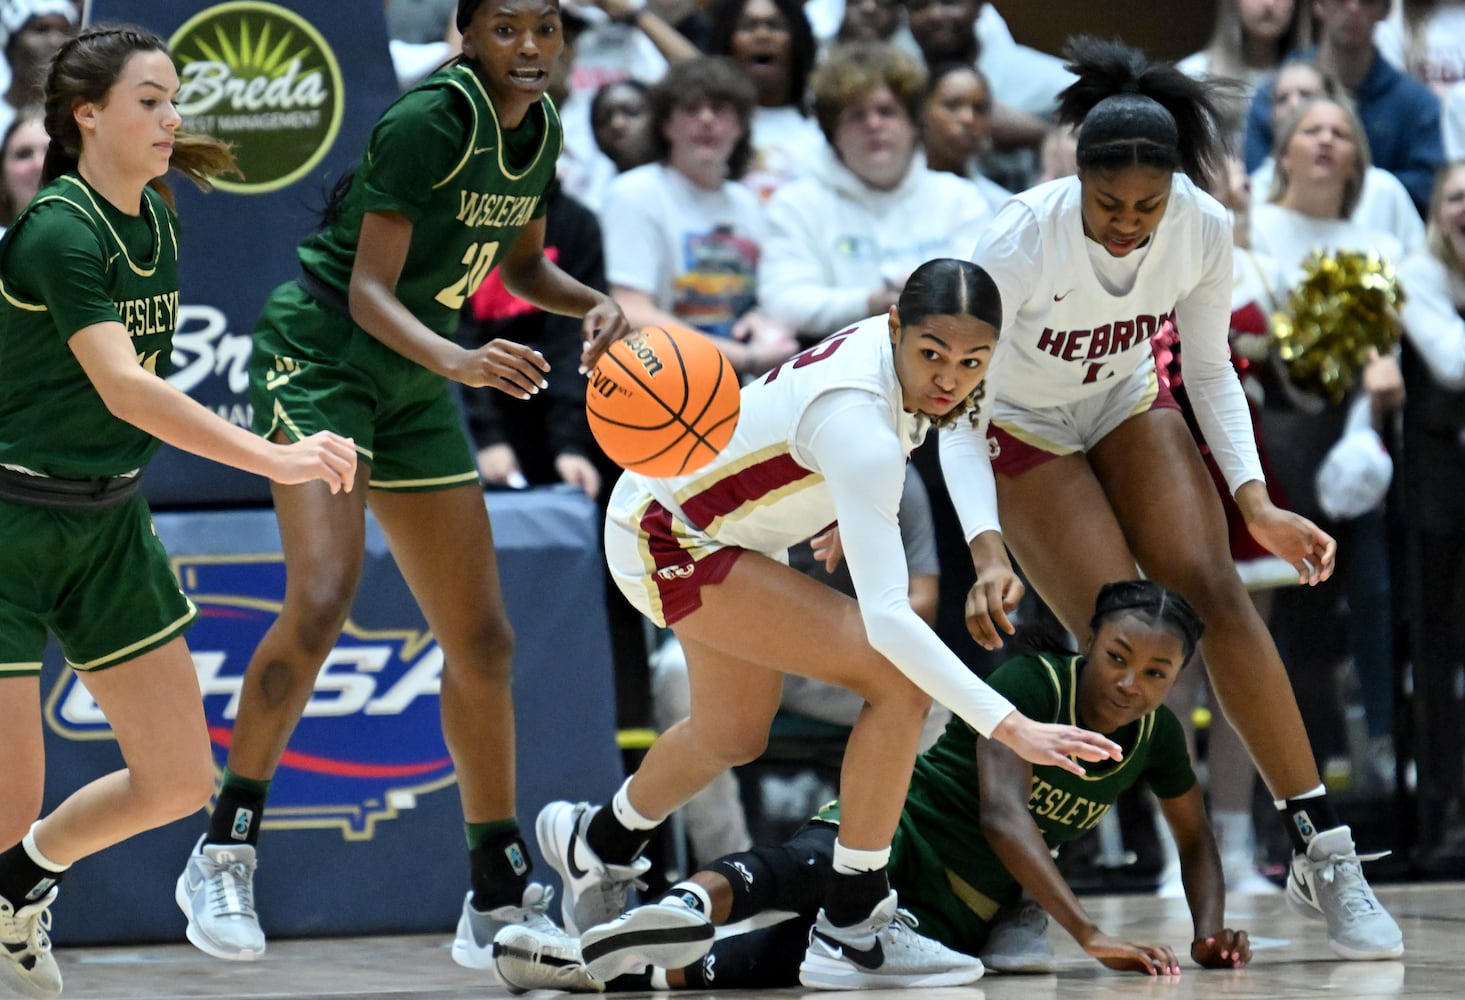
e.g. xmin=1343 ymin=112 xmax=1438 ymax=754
xmin=204 ymin=857 xmax=258 ymax=919
xmin=0 ymin=901 xmax=53 ymax=969
xmin=1312 ymin=847 xmax=1389 ymax=917
xmin=886 ymin=907 xmax=955 ymax=957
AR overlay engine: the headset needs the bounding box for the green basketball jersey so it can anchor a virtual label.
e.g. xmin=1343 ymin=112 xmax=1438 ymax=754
xmin=297 ymin=61 xmax=560 ymax=337
xmin=899 ymin=652 xmax=1195 ymax=907
xmin=0 ymin=175 xmax=179 ymax=478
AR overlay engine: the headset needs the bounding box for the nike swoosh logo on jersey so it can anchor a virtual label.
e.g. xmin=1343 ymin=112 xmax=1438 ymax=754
xmin=813 ymin=930 xmax=884 ymax=970
xmin=474 ymin=146 xmax=495 ymax=155
xmin=565 ymin=825 xmax=591 ymax=880
xmin=1053 ymin=290 xmax=1072 ymax=301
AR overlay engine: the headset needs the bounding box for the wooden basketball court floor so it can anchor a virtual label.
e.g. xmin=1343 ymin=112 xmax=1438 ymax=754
xmin=42 ymin=881 xmax=1463 ymax=999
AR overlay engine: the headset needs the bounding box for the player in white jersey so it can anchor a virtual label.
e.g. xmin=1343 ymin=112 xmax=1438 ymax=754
xmin=534 ymin=259 xmax=1122 ymax=990
xmin=942 ymin=37 xmax=1403 ymax=962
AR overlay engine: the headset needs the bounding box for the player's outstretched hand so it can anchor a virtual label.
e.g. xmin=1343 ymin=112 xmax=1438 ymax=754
xmin=1083 ymin=932 xmax=1182 ymax=976
xmin=454 ymin=339 xmax=550 ymax=396
xmin=1191 ymin=929 xmax=1250 ymax=969
xmin=578 ymin=297 xmax=634 ymax=374
xmin=272 ymin=431 xmax=358 ymax=493
xmin=1247 ymin=507 xmax=1336 ymax=586
xmin=991 ymin=713 xmax=1122 ymax=778
xmin=964 ymin=566 xmax=1026 ymax=650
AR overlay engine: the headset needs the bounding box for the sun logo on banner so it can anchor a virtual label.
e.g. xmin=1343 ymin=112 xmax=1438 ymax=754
xmin=44 ymin=553 xmax=458 ymax=841
xmin=169 ymin=2 xmax=346 ymax=194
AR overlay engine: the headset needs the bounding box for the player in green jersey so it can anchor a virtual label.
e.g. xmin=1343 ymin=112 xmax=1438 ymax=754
xmin=495 ymin=580 xmax=1254 ymax=992
xmin=175 ymin=0 xmax=632 ymax=977
xmin=0 ymin=26 xmax=357 ymax=1000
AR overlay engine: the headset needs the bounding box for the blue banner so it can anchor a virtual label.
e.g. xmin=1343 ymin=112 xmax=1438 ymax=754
xmin=40 ymin=489 xmax=624 ymax=944
xmin=86 ymin=0 xmax=403 ymax=506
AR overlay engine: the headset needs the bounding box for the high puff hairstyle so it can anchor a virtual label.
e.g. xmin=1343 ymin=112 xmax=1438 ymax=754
xmin=1012 ymin=578 xmax=1205 ymax=665
xmin=895 ymin=258 xmax=1001 ymax=430
xmin=1056 ymin=35 xmax=1234 ymax=189
xmin=43 ymin=25 xmax=239 ymax=209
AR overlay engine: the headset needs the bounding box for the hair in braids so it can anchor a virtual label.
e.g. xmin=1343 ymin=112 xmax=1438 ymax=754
xmin=1090 ymin=579 xmax=1205 ymax=663
xmin=1010 ymin=579 xmax=1205 ymax=665
xmin=895 ymin=257 xmax=1002 ymax=430
xmin=1056 ymin=35 xmax=1236 ymax=188
xmin=42 ymin=24 xmax=239 ymax=209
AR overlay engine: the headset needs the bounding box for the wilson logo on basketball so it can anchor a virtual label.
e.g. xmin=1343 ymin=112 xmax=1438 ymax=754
xmin=623 ymin=333 xmax=666 ymax=376
xmin=586 ymin=324 xmax=741 ymax=478
xmin=44 ymin=554 xmax=454 ymax=841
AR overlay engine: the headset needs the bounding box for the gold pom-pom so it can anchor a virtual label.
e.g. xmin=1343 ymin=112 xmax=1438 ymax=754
xmin=1271 ymin=249 xmax=1405 ymax=405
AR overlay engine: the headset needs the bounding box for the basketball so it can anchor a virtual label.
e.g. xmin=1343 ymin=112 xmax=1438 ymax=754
xmin=586 ymin=324 xmax=741 ymax=478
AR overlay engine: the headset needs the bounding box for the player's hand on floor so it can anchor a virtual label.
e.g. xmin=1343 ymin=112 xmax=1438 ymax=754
xmin=1084 ymin=932 xmax=1182 ymax=976
xmin=1191 ymin=929 xmax=1250 ymax=969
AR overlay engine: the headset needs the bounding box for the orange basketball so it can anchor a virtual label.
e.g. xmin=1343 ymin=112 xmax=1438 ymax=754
xmin=586 ymin=324 xmax=741 ymax=477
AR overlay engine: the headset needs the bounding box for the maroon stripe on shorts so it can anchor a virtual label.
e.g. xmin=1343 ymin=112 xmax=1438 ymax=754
xmin=988 ymin=361 xmax=1179 ymax=478
xmin=639 ymin=499 xmax=742 ymax=625
xmin=678 ymin=452 xmax=814 ymax=530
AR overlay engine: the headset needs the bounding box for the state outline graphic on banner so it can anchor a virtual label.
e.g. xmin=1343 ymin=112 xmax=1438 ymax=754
xmin=44 ymin=552 xmax=459 ymax=842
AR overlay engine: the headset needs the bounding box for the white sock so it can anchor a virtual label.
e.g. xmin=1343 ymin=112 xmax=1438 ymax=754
xmin=23 ymin=823 xmax=69 ymax=874
xmin=663 ymin=880 xmax=712 ymax=914
xmin=1272 ymin=783 xmax=1327 ymax=811
xmin=831 ymin=840 xmax=890 ymax=875
xmin=650 ymin=967 xmax=670 ymax=990
xmin=611 ymin=778 xmax=661 ymax=831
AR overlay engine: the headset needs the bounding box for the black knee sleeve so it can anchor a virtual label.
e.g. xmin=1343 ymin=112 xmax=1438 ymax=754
xmin=707 ymin=821 xmax=835 ymax=925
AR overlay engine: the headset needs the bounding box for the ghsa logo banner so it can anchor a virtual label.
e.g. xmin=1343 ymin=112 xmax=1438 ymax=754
xmin=45 ymin=554 xmax=455 ymax=841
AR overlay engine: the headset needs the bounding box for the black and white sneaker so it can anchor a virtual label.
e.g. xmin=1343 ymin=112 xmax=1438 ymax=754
xmin=537 ymin=801 xmax=651 ymax=934
xmin=581 ymin=900 xmax=715 ymax=982
xmin=0 ymin=886 xmax=61 ymax=999
xmin=798 ymin=890 xmax=985 ymax=989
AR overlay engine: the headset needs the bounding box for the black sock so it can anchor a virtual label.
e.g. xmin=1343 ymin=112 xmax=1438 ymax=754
xmin=823 ymin=868 xmax=889 ymax=927
xmin=1281 ymin=793 xmax=1341 ymax=852
xmin=586 ymin=804 xmax=652 ymax=866
xmin=0 ymin=842 xmax=64 ymax=909
xmin=469 ymin=825 xmax=532 ymax=910
xmin=207 ymin=776 xmax=268 ymax=846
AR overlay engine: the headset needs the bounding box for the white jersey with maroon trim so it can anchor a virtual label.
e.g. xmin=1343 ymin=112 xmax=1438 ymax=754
xmin=613 ymin=313 xmax=1019 ymax=737
xmin=625 ymin=312 xmax=924 ymax=556
xmin=943 ymin=173 xmax=1263 ymax=539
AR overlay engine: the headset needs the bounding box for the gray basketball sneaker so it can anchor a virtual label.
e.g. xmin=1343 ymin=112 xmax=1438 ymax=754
xmin=799 ymin=890 xmax=986 ymax=989
xmin=1285 ymin=825 xmax=1403 ymax=960
xmin=176 ymin=836 xmax=266 ymax=961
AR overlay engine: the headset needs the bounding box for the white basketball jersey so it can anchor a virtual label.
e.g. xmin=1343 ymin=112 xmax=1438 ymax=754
xmin=978 ymin=174 xmax=1233 ymax=409
xmin=625 ymin=314 xmax=925 ymax=554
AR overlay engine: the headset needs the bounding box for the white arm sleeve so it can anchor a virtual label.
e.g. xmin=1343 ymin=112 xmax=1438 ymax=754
xmin=799 ymin=390 xmax=1018 ymax=736
xmin=938 ymin=415 xmax=1002 ymax=543
xmin=1398 ymin=252 xmax=1465 ymax=389
xmin=1174 ymin=231 xmax=1267 ymax=494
